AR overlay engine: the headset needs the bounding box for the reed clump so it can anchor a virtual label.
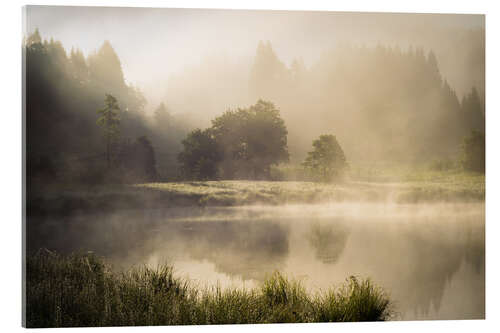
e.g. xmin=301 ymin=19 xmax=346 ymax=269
xmin=26 ymin=250 xmax=393 ymax=327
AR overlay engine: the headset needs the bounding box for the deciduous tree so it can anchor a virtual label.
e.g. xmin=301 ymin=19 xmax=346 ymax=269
xmin=178 ymin=129 xmax=221 ymax=180
xmin=303 ymin=134 xmax=347 ymax=182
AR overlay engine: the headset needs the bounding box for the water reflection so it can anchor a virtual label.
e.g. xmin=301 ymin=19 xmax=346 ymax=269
xmin=26 ymin=203 xmax=484 ymax=320
xmin=164 ymin=219 xmax=290 ymax=281
xmin=307 ymin=221 xmax=350 ymax=264
xmin=407 ymin=217 xmax=484 ymax=319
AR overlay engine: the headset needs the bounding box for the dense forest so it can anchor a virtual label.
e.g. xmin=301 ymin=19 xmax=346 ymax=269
xmin=249 ymin=41 xmax=484 ymax=163
xmin=25 ymin=29 xmax=484 ymax=185
xmin=25 ymin=29 xmax=188 ymax=185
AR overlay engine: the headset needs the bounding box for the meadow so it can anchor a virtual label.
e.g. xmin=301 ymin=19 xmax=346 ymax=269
xmin=28 ymin=169 xmax=485 ymax=217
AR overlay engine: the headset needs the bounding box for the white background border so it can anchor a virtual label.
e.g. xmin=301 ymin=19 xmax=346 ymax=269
xmin=1 ymin=0 xmax=498 ymax=332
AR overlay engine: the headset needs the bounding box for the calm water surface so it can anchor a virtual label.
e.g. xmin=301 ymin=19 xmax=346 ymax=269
xmin=28 ymin=202 xmax=485 ymax=320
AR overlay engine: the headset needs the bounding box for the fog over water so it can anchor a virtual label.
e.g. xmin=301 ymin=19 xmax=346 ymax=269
xmin=24 ymin=6 xmax=485 ymax=323
xmin=28 ymin=202 xmax=485 ymax=320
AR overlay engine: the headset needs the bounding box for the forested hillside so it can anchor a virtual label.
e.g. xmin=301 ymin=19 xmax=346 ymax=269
xmin=249 ymin=41 xmax=484 ymax=162
xmin=25 ymin=29 xmax=484 ymax=185
xmin=25 ymin=29 xmax=188 ymax=185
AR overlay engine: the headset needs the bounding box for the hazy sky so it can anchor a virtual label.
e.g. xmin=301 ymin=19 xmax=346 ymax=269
xmin=25 ymin=6 xmax=484 ymax=101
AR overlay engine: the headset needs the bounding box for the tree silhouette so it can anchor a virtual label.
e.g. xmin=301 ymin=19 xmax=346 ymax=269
xmin=117 ymin=135 xmax=157 ymax=181
xmin=97 ymin=94 xmax=121 ymax=168
xmin=154 ymin=102 xmax=172 ymax=130
xmin=460 ymin=130 xmax=485 ymax=173
xmin=461 ymin=87 xmax=485 ymax=133
xmin=24 ymin=30 xmax=187 ymax=184
xmin=211 ymin=100 xmax=289 ymax=179
xmin=178 ymin=129 xmax=221 ymax=180
xmin=303 ymin=134 xmax=347 ymax=182
xmin=88 ymin=40 xmax=126 ymax=91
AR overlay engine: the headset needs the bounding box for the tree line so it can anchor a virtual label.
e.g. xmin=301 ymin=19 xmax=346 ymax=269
xmin=25 ymin=29 xmax=188 ymax=185
xmin=248 ymin=41 xmax=485 ymax=164
xmin=25 ymin=30 xmax=484 ymax=187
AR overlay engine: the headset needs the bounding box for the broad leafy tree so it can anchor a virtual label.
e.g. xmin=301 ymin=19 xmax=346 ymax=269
xmin=211 ymin=100 xmax=289 ymax=179
xmin=178 ymin=129 xmax=221 ymax=180
xmin=303 ymin=134 xmax=347 ymax=182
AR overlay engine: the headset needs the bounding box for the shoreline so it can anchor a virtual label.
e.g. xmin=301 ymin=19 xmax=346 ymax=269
xmin=27 ymin=179 xmax=485 ymax=217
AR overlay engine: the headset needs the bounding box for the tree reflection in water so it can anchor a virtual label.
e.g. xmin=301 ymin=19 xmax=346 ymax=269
xmin=307 ymin=220 xmax=350 ymax=264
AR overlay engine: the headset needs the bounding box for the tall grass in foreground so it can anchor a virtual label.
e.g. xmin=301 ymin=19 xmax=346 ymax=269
xmin=26 ymin=250 xmax=393 ymax=327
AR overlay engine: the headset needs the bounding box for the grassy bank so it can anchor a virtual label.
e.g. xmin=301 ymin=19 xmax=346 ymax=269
xmin=27 ymin=170 xmax=484 ymax=216
xmin=137 ymin=171 xmax=484 ymax=204
xmin=25 ymin=251 xmax=392 ymax=327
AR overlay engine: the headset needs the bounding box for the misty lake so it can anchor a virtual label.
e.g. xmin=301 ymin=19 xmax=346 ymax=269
xmin=27 ymin=202 xmax=484 ymax=321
